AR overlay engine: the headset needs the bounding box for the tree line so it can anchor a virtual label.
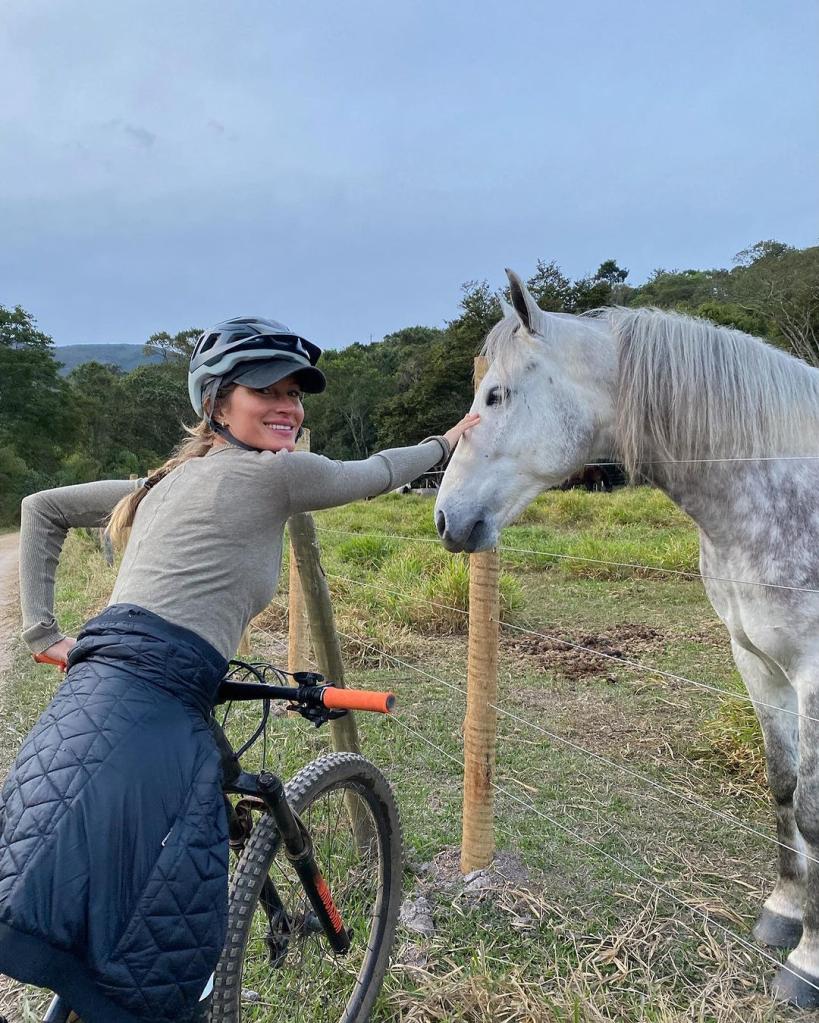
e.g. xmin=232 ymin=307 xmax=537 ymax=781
xmin=1 ymin=240 xmax=816 ymax=525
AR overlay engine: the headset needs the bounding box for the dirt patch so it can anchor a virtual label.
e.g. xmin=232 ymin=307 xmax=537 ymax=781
xmin=504 ymin=622 xmax=666 ymax=680
xmin=400 ymin=845 xmax=556 ymax=943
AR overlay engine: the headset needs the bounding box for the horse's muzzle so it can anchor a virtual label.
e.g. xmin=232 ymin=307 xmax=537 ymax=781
xmin=435 ymin=508 xmax=496 ymax=553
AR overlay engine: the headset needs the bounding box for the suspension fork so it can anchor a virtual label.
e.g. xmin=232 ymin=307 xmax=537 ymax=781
xmin=256 ymin=771 xmax=351 ymax=954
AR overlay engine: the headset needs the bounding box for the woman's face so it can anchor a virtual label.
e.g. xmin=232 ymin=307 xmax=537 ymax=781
xmin=216 ymin=375 xmax=305 ymax=452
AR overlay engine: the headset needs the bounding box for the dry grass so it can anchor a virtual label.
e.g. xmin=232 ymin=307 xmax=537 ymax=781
xmin=387 ymin=875 xmax=800 ymax=1023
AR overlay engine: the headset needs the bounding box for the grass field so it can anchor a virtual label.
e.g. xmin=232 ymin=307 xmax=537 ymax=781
xmin=1 ymin=487 xmax=803 ymax=1022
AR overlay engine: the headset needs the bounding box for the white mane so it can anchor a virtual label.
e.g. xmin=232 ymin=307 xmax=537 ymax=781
xmin=608 ymin=307 xmax=819 ymax=476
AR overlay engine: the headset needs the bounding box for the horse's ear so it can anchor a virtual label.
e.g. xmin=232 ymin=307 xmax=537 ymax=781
xmin=505 ymin=269 xmax=540 ymax=334
xmin=498 ymin=295 xmax=515 ymax=319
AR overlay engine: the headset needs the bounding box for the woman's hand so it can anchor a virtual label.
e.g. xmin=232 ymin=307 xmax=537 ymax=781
xmin=443 ymin=412 xmax=481 ymax=452
xmin=40 ymin=637 xmax=77 ymax=671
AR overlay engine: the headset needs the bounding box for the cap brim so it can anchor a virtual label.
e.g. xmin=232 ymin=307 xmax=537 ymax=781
xmin=227 ymin=358 xmax=326 ymax=394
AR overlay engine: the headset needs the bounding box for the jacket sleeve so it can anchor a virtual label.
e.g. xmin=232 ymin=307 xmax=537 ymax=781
xmin=283 ymin=439 xmax=447 ymax=515
xmin=19 ymin=479 xmax=143 ymax=653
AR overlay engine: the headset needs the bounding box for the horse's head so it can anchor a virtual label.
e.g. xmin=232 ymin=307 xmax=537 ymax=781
xmin=435 ymin=269 xmax=618 ymax=553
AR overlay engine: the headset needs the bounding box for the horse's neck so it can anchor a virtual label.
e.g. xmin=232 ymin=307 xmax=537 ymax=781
xmin=651 ymin=466 xmax=748 ymax=540
xmin=651 ymin=460 xmax=818 ymax=555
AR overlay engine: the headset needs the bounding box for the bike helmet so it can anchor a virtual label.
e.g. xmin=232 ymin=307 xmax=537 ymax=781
xmin=188 ymin=316 xmax=326 ymax=419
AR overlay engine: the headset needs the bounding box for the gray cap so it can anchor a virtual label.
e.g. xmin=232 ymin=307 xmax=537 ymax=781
xmin=224 ymin=356 xmax=326 ymax=394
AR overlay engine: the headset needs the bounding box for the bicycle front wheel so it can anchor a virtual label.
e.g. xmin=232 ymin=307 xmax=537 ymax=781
xmin=210 ymin=752 xmax=403 ymax=1023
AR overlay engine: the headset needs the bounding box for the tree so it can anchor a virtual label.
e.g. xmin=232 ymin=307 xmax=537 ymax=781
xmin=628 ymin=267 xmax=731 ymax=311
xmin=523 ymin=259 xmax=573 ymax=312
xmin=143 ymin=327 xmax=201 ymax=363
xmin=306 ymin=345 xmax=383 ymax=459
xmin=729 ymin=242 xmax=819 ymax=365
xmin=118 ymin=363 xmax=194 ymax=468
xmin=0 ymin=305 xmax=76 ymax=472
xmin=65 ymin=362 xmax=127 ymax=473
xmin=595 ymin=259 xmax=629 ymax=286
xmin=375 ymin=281 xmax=499 ymax=448
xmin=0 ymin=446 xmax=33 ymax=524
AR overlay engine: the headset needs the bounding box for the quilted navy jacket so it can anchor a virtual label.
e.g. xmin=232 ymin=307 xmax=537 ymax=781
xmin=0 ymin=604 xmax=230 ymax=1023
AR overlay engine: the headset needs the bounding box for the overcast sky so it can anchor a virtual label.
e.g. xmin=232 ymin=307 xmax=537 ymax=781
xmin=1 ymin=0 xmax=816 ymax=348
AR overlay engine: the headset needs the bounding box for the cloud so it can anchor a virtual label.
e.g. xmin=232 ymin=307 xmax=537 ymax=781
xmin=122 ymin=123 xmax=156 ymax=148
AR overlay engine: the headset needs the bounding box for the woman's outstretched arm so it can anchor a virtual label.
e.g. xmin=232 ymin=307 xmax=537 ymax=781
xmin=282 ymin=413 xmax=479 ymax=515
xmin=19 ymin=479 xmax=143 ymax=654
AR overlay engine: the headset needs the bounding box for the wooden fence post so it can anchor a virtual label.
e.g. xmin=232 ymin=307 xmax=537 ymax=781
xmin=288 ymin=510 xmax=373 ymax=849
xmin=288 ymin=431 xmax=312 ymax=676
xmin=461 ymin=355 xmax=500 ymax=874
xmin=288 ymin=512 xmax=361 ymax=756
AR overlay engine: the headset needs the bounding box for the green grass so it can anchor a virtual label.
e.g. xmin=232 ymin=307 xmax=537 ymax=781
xmin=0 ymin=490 xmax=790 ymax=1022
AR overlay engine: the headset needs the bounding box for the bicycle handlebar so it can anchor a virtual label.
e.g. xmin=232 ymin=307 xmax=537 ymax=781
xmin=34 ymin=653 xmax=67 ymax=671
xmin=216 ymin=678 xmax=395 ymax=715
xmin=33 ymin=654 xmax=396 ymax=718
xmin=320 ymin=687 xmax=395 ymax=714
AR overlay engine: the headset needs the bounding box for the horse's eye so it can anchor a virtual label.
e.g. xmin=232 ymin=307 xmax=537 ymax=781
xmin=486 ymin=386 xmax=510 ymax=407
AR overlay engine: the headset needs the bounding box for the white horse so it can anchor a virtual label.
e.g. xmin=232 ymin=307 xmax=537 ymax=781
xmin=434 ymin=269 xmax=819 ymax=1007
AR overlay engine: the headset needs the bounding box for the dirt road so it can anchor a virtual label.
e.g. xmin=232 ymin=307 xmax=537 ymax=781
xmin=0 ymin=533 xmax=19 ymax=681
xmin=0 ymin=532 xmax=46 ymax=1022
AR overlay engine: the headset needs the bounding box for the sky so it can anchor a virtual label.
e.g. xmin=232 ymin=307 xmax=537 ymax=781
xmin=1 ymin=0 xmax=816 ymax=349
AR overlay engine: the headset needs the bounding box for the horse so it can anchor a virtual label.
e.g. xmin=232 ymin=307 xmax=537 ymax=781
xmin=434 ymin=269 xmax=819 ymax=1007
xmin=559 ymin=465 xmax=614 ymax=493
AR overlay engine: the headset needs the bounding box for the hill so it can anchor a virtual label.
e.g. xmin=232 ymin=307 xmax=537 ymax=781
xmin=53 ymin=343 xmax=164 ymax=376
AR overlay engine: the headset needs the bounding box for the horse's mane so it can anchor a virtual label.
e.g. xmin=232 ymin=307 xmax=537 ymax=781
xmin=608 ymin=307 xmax=819 ymax=477
xmin=481 ymin=305 xmax=819 ymax=478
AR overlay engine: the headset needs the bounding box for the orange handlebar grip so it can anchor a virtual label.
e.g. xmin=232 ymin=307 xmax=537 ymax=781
xmin=321 ymin=687 xmax=396 ymax=715
xmin=33 ymin=653 xmax=68 ymax=671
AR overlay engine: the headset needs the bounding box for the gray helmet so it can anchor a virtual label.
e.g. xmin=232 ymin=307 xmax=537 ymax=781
xmin=188 ymin=316 xmax=326 ymax=418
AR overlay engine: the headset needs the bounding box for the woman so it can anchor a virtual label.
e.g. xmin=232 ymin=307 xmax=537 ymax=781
xmin=0 ymin=316 xmax=479 ymax=1023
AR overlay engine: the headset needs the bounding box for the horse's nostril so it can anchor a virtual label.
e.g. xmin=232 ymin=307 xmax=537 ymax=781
xmin=435 ymin=510 xmax=446 ymax=537
xmin=467 ymin=520 xmax=485 ymax=550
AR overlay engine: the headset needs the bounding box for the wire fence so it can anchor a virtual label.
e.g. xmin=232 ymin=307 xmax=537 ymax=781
xmin=263 ymin=605 xmax=814 ymax=867
xmin=258 ymin=552 xmax=819 ymax=1000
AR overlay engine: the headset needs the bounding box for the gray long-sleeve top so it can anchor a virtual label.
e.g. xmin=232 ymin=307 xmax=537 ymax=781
xmin=19 ymin=438 xmax=446 ymax=660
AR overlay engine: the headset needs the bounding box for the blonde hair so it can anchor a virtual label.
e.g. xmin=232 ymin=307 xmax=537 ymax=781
xmin=106 ymin=383 xmax=236 ymax=549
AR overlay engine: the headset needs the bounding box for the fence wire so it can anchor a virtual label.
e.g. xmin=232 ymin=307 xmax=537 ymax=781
xmin=320 ymin=569 xmax=819 ymax=726
xmin=318 ymin=526 xmax=819 ymax=597
xmin=268 ymin=607 xmax=817 ymax=869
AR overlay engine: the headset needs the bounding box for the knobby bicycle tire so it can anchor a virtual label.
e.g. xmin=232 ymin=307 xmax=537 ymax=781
xmin=209 ymin=752 xmax=403 ymax=1023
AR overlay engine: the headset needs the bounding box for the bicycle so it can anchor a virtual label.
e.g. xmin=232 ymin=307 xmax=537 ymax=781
xmin=24 ymin=655 xmax=404 ymax=1023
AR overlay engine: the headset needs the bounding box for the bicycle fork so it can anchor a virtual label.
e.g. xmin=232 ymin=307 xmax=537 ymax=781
xmin=256 ymin=771 xmax=351 ymax=955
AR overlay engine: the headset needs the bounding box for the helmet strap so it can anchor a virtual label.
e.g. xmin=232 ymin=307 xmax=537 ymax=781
xmin=210 ymin=420 xmax=266 ymax=453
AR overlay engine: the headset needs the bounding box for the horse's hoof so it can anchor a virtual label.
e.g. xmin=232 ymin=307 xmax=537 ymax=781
xmin=772 ymin=963 xmax=819 ymax=1008
xmin=753 ymin=907 xmax=803 ymax=949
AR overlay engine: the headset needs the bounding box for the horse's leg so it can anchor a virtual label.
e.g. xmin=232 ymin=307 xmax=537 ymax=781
xmin=774 ymin=671 xmax=819 ymax=1008
xmin=731 ymin=644 xmax=804 ymax=949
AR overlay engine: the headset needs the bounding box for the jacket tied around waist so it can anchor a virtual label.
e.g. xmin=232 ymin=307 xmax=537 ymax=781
xmin=0 ymin=603 xmax=231 ymax=1023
